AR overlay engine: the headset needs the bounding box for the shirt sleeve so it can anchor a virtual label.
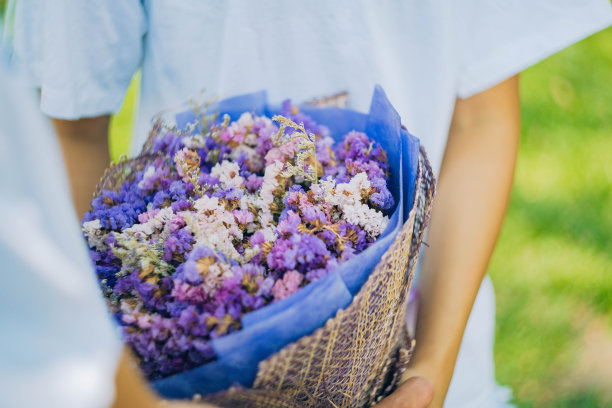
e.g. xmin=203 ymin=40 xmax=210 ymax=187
xmin=456 ymin=0 xmax=612 ymax=98
xmin=0 ymin=53 xmax=123 ymax=408
xmin=12 ymin=0 xmax=146 ymax=119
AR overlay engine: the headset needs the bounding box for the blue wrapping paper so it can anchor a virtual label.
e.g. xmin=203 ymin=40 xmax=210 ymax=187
xmin=153 ymin=86 xmax=420 ymax=398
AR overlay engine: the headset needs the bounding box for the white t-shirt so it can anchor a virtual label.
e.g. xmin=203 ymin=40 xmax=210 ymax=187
xmin=12 ymin=0 xmax=612 ymax=173
xmin=0 ymin=54 xmax=122 ymax=408
xmin=7 ymin=1 xmax=612 ymax=407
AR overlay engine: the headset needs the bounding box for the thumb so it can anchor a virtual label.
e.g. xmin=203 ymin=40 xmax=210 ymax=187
xmin=374 ymin=376 xmax=434 ymax=408
xmin=400 ymin=377 xmax=434 ymax=408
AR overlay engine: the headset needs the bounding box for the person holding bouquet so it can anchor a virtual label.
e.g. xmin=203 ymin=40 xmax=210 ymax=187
xmin=6 ymin=1 xmax=612 ymax=406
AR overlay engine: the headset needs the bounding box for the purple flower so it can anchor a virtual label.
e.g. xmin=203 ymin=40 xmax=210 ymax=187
xmin=86 ymin=106 xmax=394 ymax=381
xmin=369 ymin=177 xmax=394 ymax=210
xmin=267 ymin=238 xmax=298 ymax=271
xmin=277 ymin=211 xmax=301 ymax=235
xmin=163 ymin=228 xmax=194 ymax=262
xmin=302 ymin=206 xmax=327 ymax=224
xmin=245 ymin=174 xmax=264 ymax=192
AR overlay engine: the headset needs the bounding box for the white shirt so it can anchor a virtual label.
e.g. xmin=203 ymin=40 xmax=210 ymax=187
xmin=7 ymin=1 xmax=612 ymax=406
xmin=11 ymin=0 xmax=612 ymax=173
xmin=0 ymin=53 xmax=122 ymax=408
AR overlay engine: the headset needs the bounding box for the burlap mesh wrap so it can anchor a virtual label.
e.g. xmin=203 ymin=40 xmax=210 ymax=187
xmin=204 ymin=147 xmax=435 ymax=407
xmin=96 ymin=121 xmax=435 ymax=408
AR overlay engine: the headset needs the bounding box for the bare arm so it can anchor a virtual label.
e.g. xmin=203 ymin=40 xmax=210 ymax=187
xmin=52 ymin=115 xmax=111 ymax=218
xmin=376 ymin=75 xmax=520 ymax=407
xmin=112 ymin=348 xmax=218 ymax=408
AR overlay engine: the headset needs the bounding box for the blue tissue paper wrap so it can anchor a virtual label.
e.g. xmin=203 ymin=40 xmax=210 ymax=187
xmin=152 ymin=86 xmax=420 ymax=398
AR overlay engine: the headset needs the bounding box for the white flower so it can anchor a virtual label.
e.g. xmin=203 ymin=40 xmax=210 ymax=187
xmin=137 ymin=165 xmax=156 ymax=190
xmin=182 ymin=134 xmax=206 ymax=149
xmin=243 ymin=246 xmax=261 ymax=263
xmin=318 ymin=177 xmax=337 ymax=196
xmin=230 ymin=144 xmax=258 ymax=164
xmin=257 ymin=210 xmax=273 ymax=229
xmin=125 ymin=207 xmax=175 ymax=239
xmin=237 ymin=112 xmax=254 ymax=128
xmin=193 ymin=195 xmax=243 ymax=261
xmin=194 ymin=195 xmax=218 ymax=211
xmin=210 ymin=160 xmax=244 ymax=189
xmin=201 ymin=262 xmax=233 ymax=293
xmin=328 ymin=172 xmax=371 ymax=208
xmin=239 ymin=193 xmax=258 ymax=210
xmin=244 ymin=133 xmax=258 ymax=146
xmin=350 ymin=172 xmax=371 ymax=192
xmin=82 ymin=219 xmax=108 ymax=251
xmin=342 ymin=203 xmax=389 ymax=239
xmin=260 ymin=227 xmax=278 ymax=243
xmin=260 ymin=161 xmax=284 ymax=204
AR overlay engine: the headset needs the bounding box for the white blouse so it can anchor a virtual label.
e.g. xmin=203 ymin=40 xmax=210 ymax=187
xmin=0 ymin=58 xmax=122 ymax=408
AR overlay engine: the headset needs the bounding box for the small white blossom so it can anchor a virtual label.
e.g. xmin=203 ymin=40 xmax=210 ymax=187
xmin=82 ymin=219 xmax=108 ymax=251
xmin=193 ymin=195 xmax=243 ymax=261
xmin=237 ymin=112 xmax=254 ymax=128
xmin=137 ymin=165 xmax=156 ymax=190
xmin=125 ymin=207 xmax=175 ymax=240
xmin=211 ymin=160 xmax=244 ymax=190
xmin=342 ymin=203 xmax=389 ymax=239
xmin=182 ymin=134 xmax=206 ymax=149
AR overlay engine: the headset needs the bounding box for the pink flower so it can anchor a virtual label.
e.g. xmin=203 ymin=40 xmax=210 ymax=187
xmin=265 ymin=147 xmax=285 ymax=165
xmin=138 ymin=208 xmax=160 ymax=224
xmin=137 ymin=314 xmax=152 ymax=329
xmin=174 ymin=148 xmax=189 ymax=179
xmin=233 ymin=209 xmax=254 ymax=225
xmin=265 ymin=138 xmax=300 ymax=165
xmin=271 ymin=270 xmax=304 ymax=301
xmin=168 ymin=214 xmax=186 ymax=232
xmin=279 ymin=138 xmax=300 ymax=157
xmin=220 ymin=122 xmax=246 ymax=145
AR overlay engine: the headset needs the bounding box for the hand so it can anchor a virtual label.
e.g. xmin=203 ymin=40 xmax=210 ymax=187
xmin=373 ymin=376 xmax=434 ymax=408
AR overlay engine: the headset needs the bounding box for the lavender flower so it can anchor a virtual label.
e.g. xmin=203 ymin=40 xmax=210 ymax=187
xmin=84 ymin=105 xmax=394 ymax=380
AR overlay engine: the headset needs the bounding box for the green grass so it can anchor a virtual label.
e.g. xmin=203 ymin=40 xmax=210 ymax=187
xmin=109 ymin=72 xmax=140 ymax=159
xmin=490 ymin=27 xmax=612 ymax=407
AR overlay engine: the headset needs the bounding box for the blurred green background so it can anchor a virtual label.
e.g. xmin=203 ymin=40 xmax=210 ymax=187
xmin=490 ymin=27 xmax=612 ymax=407
xmin=2 ymin=2 xmax=610 ymax=406
xmin=107 ymin=27 xmax=612 ymax=408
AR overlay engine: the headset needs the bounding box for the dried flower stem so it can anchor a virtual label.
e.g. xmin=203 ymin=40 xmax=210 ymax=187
xmin=272 ymin=115 xmax=318 ymax=183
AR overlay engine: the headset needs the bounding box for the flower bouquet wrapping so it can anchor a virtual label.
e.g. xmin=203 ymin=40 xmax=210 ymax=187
xmin=83 ymin=86 xmax=434 ymax=407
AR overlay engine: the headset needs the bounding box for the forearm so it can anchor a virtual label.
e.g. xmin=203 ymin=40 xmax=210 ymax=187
xmin=52 ymin=115 xmax=111 ymax=218
xmin=113 ymin=348 xmax=217 ymax=408
xmin=406 ymin=76 xmax=520 ymax=406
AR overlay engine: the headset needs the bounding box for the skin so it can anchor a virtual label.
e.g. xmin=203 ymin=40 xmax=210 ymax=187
xmin=112 ymin=348 xmax=216 ymax=408
xmin=54 ymin=75 xmax=519 ymax=407
xmin=376 ymin=75 xmax=520 ymax=407
xmin=52 ymin=116 xmax=112 ymax=218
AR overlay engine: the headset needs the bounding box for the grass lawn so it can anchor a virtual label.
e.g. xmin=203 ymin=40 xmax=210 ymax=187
xmin=20 ymin=15 xmax=607 ymax=407
xmin=490 ymin=27 xmax=612 ymax=407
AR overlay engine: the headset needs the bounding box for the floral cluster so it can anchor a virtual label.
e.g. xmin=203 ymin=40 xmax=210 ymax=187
xmin=83 ymin=101 xmax=394 ymax=380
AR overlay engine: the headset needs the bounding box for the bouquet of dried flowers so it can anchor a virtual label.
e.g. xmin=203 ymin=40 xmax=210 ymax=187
xmin=83 ymin=97 xmax=395 ymax=382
